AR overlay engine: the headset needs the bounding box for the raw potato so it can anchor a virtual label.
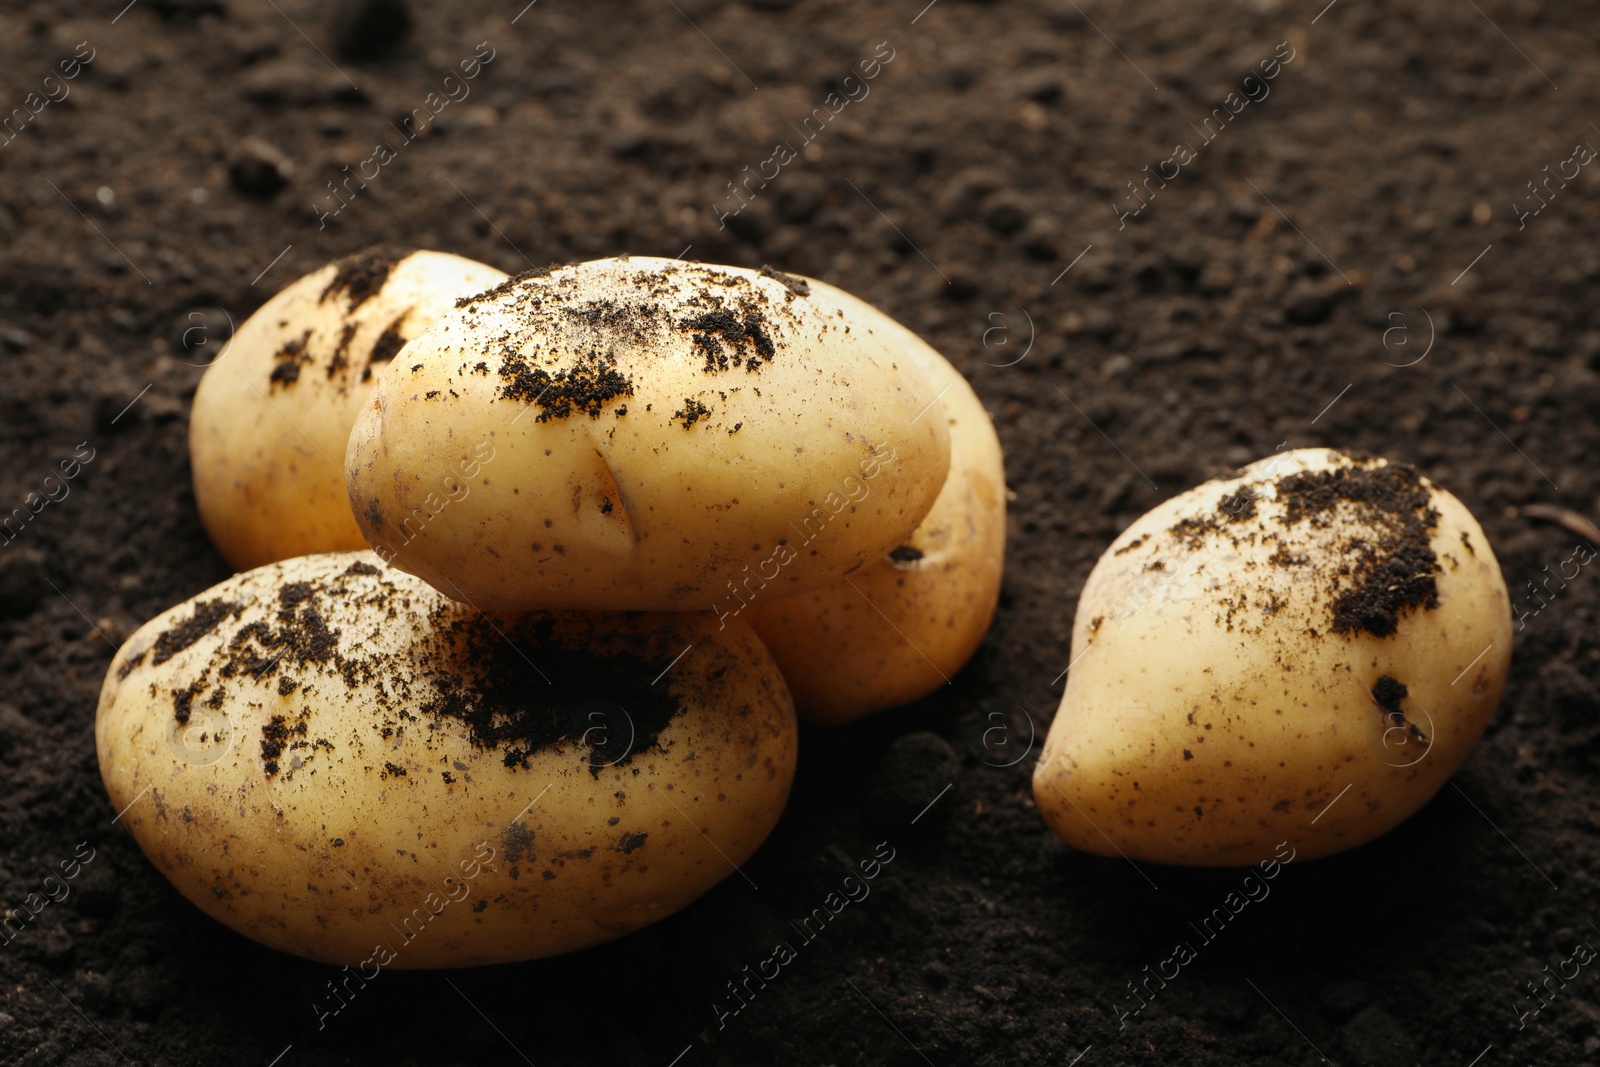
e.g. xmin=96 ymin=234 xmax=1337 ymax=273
xmin=747 ymin=280 xmax=1005 ymax=723
xmin=345 ymin=257 xmax=951 ymax=611
xmin=1034 ymin=448 xmax=1512 ymax=865
xmin=190 ymin=247 xmax=507 ymax=570
xmin=96 ymin=552 xmax=796 ymax=967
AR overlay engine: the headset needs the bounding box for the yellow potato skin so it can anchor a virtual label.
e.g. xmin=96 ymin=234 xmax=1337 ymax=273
xmin=344 ymin=257 xmax=951 ymax=611
xmin=189 ymin=249 xmax=507 ymax=571
xmin=747 ymin=280 xmax=1006 ymax=723
xmin=1034 ymin=449 xmax=1512 ymax=866
xmin=95 ymin=552 xmax=796 ymax=967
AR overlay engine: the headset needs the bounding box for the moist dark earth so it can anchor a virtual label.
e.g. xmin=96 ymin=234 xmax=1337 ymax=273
xmin=1 ymin=0 xmax=1597 ymax=1064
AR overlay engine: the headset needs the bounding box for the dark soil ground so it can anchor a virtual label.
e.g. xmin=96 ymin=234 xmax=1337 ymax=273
xmin=2 ymin=0 xmax=1598 ymax=1064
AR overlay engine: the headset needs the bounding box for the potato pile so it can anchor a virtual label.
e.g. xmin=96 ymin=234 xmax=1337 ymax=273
xmin=107 ymin=238 xmax=1513 ymax=953
xmin=98 ymin=249 xmax=1006 ymax=966
xmin=343 ymin=257 xmax=1006 ymax=721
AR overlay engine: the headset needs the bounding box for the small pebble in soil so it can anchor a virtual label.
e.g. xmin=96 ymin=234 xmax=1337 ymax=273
xmin=1021 ymin=216 xmax=1060 ymax=260
xmin=228 ymin=138 xmax=293 ymax=197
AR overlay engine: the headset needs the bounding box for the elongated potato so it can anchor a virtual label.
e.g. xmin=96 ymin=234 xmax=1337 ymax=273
xmin=96 ymin=552 xmax=796 ymax=967
xmin=190 ymin=247 xmax=507 ymax=570
xmin=1035 ymin=448 xmax=1511 ymax=865
xmin=345 ymin=257 xmax=951 ymax=611
xmin=747 ymin=281 xmax=1005 ymax=723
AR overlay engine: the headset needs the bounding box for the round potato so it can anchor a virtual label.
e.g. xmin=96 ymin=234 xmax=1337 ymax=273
xmin=190 ymin=247 xmax=507 ymax=570
xmin=344 ymin=257 xmax=951 ymax=611
xmin=1034 ymin=448 xmax=1511 ymax=865
xmin=96 ymin=552 xmax=796 ymax=967
xmin=747 ymin=280 xmax=1006 ymax=723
